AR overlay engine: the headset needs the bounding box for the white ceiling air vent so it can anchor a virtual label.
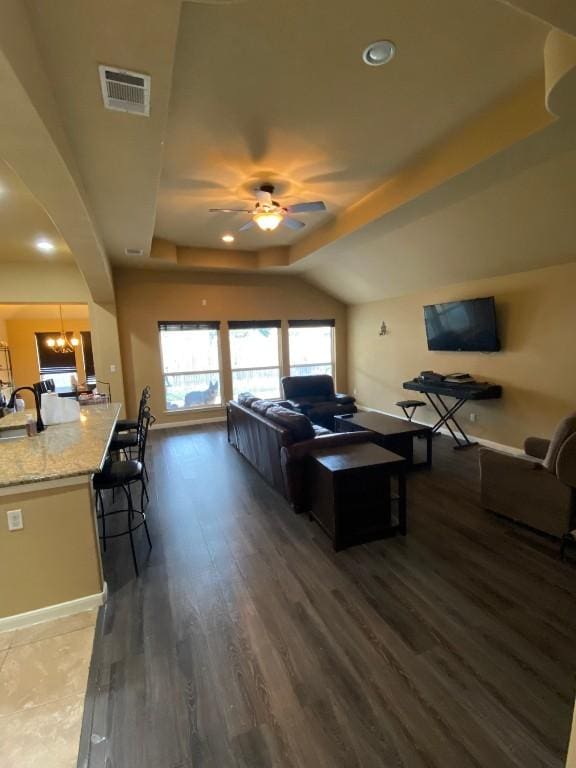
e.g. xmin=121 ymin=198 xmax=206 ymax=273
xmin=99 ymin=66 xmax=150 ymax=116
xmin=125 ymin=248 xmax=144 ymax=257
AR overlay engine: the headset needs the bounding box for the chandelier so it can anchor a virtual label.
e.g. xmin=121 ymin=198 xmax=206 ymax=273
xmin=46 ymin=305 xmax=79 ymax=354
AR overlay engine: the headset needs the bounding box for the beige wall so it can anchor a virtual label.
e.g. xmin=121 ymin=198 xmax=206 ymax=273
xmin=114 ymin=269 xmax=348 ymax=424
xmin=6 ymin=317 xmax=91 ymax=407
xmin=0 ymin=482 xmax=102 ymax=618
xmin=88 ymin=301 xmax=125 ymax=411
xmin=348 ymin=261 xmax=576 ymax=448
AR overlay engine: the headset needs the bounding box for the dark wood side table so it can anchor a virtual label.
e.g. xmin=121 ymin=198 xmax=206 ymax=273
xmin=335 ymin=411 xmax=432 ymax=469
xmin=308 ymin=442 xmax=407 ymax=551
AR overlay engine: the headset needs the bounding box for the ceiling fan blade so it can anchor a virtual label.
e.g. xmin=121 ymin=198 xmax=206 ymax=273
xmin=238 ymin=220 xmax=255 ymax=232
xmin=282 ymin=217 xmax=305 ymax=230
xmin=209 ymin=208 xmax=252 ymax=213
xmin=255 ymin=189 xmax=273 ymax=206
xmin=286 ymin=201 xmax=326 ymax=214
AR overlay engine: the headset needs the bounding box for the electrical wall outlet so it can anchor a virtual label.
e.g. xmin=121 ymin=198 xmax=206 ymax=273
xmin=6 ymin=509 xmax=23 ymax=531
xmin=110 ymin=364 xmax=116 ymax=373
xmin=469 ymin=412 xmax=478 ymax=423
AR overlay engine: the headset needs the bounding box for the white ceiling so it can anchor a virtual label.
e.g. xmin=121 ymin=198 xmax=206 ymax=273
xmin=300 ymin=122 xmax=576 ymax=302
xmin=3 ymin=0 xmax=575 ymax=307
xmin=156 ymin=0 xmax=548 ymax=250
xmin=0 ymin=160 xmax=71 ymax=264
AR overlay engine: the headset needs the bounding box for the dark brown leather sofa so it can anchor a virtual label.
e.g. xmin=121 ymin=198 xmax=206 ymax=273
xmin=227 ymin=395 xmax=371 ymax=513
xmin=281 ymin=375 xmax=357 ymax=429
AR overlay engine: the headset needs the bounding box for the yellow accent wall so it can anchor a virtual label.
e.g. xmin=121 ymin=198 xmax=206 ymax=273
xmin=0 ymin=265 xmax=126 ymax=410
xmin=348 ymin=261 xmax=576 ymax=448
xmin=6 ymin=318 xmax=91 ymax=408
xmin=114 ymin=269 xmax=348 ymax=425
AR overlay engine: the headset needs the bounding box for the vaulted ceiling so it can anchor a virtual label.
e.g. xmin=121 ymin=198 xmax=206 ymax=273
xmin=0 ymin=0 xmax=575 ymax=304
xmin=0 ymin=160 xmax=71 ymax=263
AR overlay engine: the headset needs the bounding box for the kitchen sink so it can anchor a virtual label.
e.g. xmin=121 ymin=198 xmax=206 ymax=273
xmin=0 ymin=427 xmax=28 ymax=441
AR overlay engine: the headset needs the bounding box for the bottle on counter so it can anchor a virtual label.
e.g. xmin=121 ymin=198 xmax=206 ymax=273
xmin=15 ymin=397 xmax=25 ymax=412
xmin=26 ymin=415 xmax=37 ymax=437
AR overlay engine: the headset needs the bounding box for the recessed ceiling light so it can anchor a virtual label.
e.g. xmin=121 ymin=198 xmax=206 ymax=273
xmin=362 ymin=40 xmax=396 ymax=67
xmin=35 ymin=239 xmax=55 ymax=253
xmin=222 ymin=234 xmax=235 ymax=243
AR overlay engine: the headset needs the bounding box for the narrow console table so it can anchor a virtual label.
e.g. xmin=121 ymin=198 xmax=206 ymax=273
xmin=334 ymin=411 xmax=432 ymax=468
xmin=308 ymin=442 xmax=407 ymax=551
xmin=403 ymin=379 xmax=502 ymax=449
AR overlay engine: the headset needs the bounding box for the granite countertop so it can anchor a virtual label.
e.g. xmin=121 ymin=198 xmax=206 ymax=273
xmin=0 ymin=403 xmax=121 ymax=489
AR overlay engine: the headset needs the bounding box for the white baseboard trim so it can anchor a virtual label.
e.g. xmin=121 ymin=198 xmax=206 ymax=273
xmin=152 ymin=416 xmax=226 ymax=430
xmin=357 ymin=404 xmax=521 ymax=456
xmin=0 ymin=582 xmax=108 ymax=633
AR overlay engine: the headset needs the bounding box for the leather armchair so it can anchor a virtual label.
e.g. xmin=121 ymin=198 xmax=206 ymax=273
xmin=281 ymin=375 xmax=357 ymax=430
xmin=479 ymin=414 xmax=576 ymax=537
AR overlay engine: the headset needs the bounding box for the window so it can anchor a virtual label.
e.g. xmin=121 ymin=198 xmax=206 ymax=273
xmin=158 ymin=321 xmax=222 ymax=410
xmin=81 ymin=331 xmax=96 ymax=384
xmin=228 ymin=321 xmax=281 ymax=400
xmin=35 ymin=331 xmax=77 ymax=389
xmin=288 ymin=319 xmax=335 ymax=378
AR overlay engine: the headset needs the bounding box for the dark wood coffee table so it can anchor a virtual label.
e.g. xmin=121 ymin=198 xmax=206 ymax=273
xmin=309 ymin=442 xmax=407 ymax=551
xmin=334 ymin=411 xmax=432 ymax=468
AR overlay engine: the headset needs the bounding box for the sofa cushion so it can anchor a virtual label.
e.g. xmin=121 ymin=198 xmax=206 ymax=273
xmin=237 ymin=392 xmax=259 ymax=408
xmin=543 ymin=413 xmax=576 ymax=472
xmin=251 ymin=399 xmax=277 ymax=415
xmin=334 ymin=394 xmax=355 ymax=405
xmin=266 ymin=405 xmax=315 ymax=442
xmin=282 ymin=375 xmax=335 ymax=401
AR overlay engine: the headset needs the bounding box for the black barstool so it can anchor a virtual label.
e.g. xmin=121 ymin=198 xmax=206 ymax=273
xmin=111 ymin=387 xmax=152 ymax=483
xmin=114 ymin=385 xmax=150 ymax=434
xmin=94 ymin=407 xmax=153 ymax=575
xmin=396 ymin=399 xmax=426 ymax=422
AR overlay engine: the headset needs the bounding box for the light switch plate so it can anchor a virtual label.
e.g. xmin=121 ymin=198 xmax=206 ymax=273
xmin=7 ymin=509 xmax=23 ymax=531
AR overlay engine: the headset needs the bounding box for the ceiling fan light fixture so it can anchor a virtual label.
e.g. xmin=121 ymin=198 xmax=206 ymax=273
xmin=362 ymin=40 xmax=396 ymax=67
xmin=254 ymin=209 xmax=283 ymax=231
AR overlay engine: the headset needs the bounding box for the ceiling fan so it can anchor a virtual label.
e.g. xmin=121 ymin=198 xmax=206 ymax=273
xmin=209 ymin=184 xmax=326 ymax=232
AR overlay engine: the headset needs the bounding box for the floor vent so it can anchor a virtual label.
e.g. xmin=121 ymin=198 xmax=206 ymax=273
xmin=99 ymin=66 xmax=150 ymax=116
xmin=124 ymin=248 xmax=144 ymax=257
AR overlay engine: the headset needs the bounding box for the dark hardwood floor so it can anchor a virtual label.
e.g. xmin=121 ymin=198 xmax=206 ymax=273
xmin=83 ymin=425 xmax=576 ymax=768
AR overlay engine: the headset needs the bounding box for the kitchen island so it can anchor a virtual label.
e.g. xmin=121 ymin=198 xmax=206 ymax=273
xmin=0 ymin=403 xmax=121 ymax=626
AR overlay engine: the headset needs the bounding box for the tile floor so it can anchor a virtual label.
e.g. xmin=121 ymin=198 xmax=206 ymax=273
xmin=0 ymin=609 xmax=97 ymax=768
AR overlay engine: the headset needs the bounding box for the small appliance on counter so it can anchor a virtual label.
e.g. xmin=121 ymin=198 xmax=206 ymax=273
xmin=41 ymin=392 xmax=80 ymax=425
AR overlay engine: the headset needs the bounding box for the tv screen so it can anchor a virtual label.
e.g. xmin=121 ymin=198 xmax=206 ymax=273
xmin=424 ymin=297 xmax=500 ymax=352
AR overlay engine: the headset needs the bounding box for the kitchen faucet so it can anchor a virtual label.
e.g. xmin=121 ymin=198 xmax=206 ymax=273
xmin=7 ymin=387 xmax=45 ymax=433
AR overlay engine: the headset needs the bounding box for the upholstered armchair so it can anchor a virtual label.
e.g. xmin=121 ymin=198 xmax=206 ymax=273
xmin=281 ymin=375 xmax=357 ymax=430
xmin=479 ymin=414 xmax=576 ymax=538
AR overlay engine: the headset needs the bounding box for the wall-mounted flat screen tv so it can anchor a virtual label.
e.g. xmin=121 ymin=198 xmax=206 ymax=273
xmin=424 ymin=297 xmax=500 ymax=352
